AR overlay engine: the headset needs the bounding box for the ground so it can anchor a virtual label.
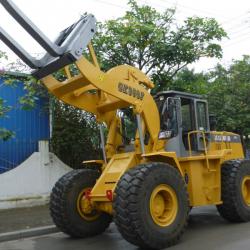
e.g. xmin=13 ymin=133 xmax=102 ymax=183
xmin=1 ymin=206 xmax=250 ymax=250
xmin=0 ymin=205 xmax=52 ymax=233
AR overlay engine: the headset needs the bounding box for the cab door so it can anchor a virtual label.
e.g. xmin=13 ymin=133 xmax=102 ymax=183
xmin=194 ymin=100 xmax=210 ymax=151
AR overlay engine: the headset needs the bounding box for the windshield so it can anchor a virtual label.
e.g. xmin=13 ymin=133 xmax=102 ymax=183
xmin=156 ymin=97 xmax=179 ymax=137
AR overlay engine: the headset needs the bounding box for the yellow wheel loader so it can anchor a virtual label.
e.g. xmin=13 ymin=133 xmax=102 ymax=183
xmin=1 ymin=1 xmax=250 ymax=249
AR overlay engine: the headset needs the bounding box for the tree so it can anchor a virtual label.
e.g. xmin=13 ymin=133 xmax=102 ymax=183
xmin=0 ymin=0 xmax=229 ymax=162
xmin=50 ymin=100 xmax=101 ymax=168
xmin=170 ymin=56 xmax=250 ymax=140
xmin=93 ymin=0 xmax=227 ymax=93
xmin=207 ymin=56 xmax=250 ymax=136
xmin=27 ymin=0 xmax=228 ymax=164
xmin=167 ymin=67 xmax=210 ymax=94
xmin=0 ymin=51 xmax=13 ymax=140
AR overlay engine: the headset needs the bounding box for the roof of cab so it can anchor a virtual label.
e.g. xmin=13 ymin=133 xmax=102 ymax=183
xmin=154 ymin=90 xmax=203 ymax=100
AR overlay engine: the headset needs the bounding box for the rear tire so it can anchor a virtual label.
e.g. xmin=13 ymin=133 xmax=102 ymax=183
xmin=217 ymin=159 xmax=250 ymax=222
xmin=113 ymin=162 xmax=189 ymax=249
xmin=50 ymin=169 xmax=112 ymax=238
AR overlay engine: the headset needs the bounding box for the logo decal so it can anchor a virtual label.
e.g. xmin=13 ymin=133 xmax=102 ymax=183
xmin=118 ymin=82 xmax=145 ymax=100
xmin=211 ymin=134 xmax=241 ymax=143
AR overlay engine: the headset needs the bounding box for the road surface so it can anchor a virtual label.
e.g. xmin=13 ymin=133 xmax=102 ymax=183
xmin=1 ymin=206 xmax=250 ymax=250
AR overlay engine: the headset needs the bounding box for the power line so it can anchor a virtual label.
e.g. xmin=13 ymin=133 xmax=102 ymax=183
xmin=226 ymin=29 xmax=250 ymax=40
xmin=156 ymin=0 xmax=232 ymax=20
xmin=226 ymin=24 xmax=249 ymax=34
xmin=223 ymin=17 xmax=250 ymax=32
xmin=223 ymin=34 xmax=250 ymax=48
xmin=91 ymin=0 xmax=126 ymax=9
xmin=221 ymin=12 xmax=250 ymax=25
xmin=228 ymin=29 xmax=250 ymax=39
xmin=137 ymin=0 xmax=224 ymax=25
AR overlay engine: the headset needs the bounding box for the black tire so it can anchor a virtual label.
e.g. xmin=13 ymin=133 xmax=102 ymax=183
xmin=50 ymin=169 xmax=112 ymax=238
xmin=113 ymin=162 xmax=189 ymax=249
xmin=217 ymin=159 xmax=250 ymax=222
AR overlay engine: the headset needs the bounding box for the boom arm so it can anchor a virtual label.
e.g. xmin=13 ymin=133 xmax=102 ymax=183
xmin=0 ymin=0 xmax=161 ymax=156
xmin=42 ymin=55 xmax=160 ymax=146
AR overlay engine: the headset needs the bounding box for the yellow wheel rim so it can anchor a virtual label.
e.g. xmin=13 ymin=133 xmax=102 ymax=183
xmin=149 ymin=184 xmax=178 ymax=227
xmin=76 ymin=188 xmax=101 ymax=221
xmin=241 ymin=176 xmax=250 ymax=206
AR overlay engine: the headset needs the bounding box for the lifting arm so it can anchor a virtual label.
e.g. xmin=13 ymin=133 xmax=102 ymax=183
xmin=0 ymin=0 xmax=161 ymax=156
xmin=41 ymin=54 xmax=160 ymax=150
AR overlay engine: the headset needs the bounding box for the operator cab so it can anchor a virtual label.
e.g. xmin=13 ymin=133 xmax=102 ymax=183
xmin=154 ymin=91 xmax=210 ymax=157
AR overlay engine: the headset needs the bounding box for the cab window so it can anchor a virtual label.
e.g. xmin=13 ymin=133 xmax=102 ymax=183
xmin=196 ymin=101 xmax=208 ymax=131
xmin=181 ymin=98 xmax=195 ymax=132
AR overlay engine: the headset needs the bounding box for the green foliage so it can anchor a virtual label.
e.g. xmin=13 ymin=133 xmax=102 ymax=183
xmin=19 ymin=77 xmax=45 ymax=110
xmin=25 ymin=0 xmax=227 ymax=162
xmin=0 ymin=97 xmax=11 ymax=118
xmin=170 ymin=56 xmax=250 ymax=138
xmin=50 ymin=100 xmax=101 ymax=168
xmin=0 ymin=96 xmax=15 ymax=140
xmin=0 ymin=50 xmax=49 ymax=140
xmin=0 ymin=51 xmax=7 ymax=61
xmin=93 ymin=0 xmax=227 ymax=93
xmin=0 ymin=128 xmax=14 ymax=141
xmin=207 ymin=56 xmax=250 ymax=135
xmin=167 ymin=68 xmax=210 ymax=94
xmin=0 ymin=51 xmax=14 ymax=140
xmin=5 ymin=74 xmax=46 ymax=110
xmin=0 ymin=74 xmax=46 ymax=140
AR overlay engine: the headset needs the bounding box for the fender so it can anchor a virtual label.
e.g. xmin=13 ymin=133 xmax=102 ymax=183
xmin=142 ymin=151 xmax=184 ymax=176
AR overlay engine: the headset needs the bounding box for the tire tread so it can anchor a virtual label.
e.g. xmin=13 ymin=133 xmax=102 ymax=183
xmin=50 ymin=169 xmax=112 ymax=238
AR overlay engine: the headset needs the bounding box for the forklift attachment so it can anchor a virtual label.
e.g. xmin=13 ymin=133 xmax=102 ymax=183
xmin=0 ymin=0 xmax=96 ymax=79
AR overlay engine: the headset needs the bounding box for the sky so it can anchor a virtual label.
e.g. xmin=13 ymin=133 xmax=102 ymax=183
xmin=1 ymin=0 xmax=250 ymax=73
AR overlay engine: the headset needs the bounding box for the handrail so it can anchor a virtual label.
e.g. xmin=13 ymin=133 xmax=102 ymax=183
xmin=187 ymin=130 xmax=211 ymax=171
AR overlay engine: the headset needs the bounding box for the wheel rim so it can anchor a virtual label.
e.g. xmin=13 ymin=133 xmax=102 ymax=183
xmin=241 ymin=176 xmax=250 ymax=206
xmin=77 ymin=188 xmax=101 ymax=221
xmin=150 ymin=184 xmax=178 ymax=227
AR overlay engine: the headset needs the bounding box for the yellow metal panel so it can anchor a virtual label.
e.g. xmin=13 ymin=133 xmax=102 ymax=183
xmin=88 ymin=43 xmax=100 ymax=69
xmin=143 ymin=151 xmax=184 ymax=176
xmin=75 ymin=57 xmax=160 ymax=146
xmin=90 ymin=152 xmax=138 ymax=201
xmin=180 ymin=158 xmax=222 ymax=206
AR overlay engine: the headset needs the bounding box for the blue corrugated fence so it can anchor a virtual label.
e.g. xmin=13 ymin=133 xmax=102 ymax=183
xmin=0 ymin=75 xmax=50 ymax=173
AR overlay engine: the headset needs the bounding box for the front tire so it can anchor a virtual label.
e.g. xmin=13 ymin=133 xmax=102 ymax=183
xmin=217 ymin=159 xmax=250 ymax=222
xmin=50 ymin=169 xmax=112 ymax=238
xmin=113 ymin=162 xmax=189 ymax=249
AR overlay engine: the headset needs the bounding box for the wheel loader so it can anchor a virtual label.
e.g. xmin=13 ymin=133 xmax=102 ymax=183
xmin=1 ymin=1 xmax=250 ymax=249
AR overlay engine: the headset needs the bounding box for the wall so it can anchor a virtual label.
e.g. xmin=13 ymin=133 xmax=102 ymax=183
xmin=0 ymin=141 xmax=71 ymax=209
xmin=0 ymin=74 xmax=49 ymax=173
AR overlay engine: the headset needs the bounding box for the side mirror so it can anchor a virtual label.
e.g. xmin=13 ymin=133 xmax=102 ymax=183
xmin=158 ymin=130 xmax=173 ymax=140
xmin=209 ymin=114 xmax=217 ymax=131
xmin=159 ymin=98 xmax=179 ymax=139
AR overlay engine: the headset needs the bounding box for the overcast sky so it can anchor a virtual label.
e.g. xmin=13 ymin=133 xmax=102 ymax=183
xmin=1 ymin=0 xmax=250 ymax=72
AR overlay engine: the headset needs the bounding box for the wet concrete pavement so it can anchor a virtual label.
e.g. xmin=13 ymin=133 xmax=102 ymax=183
xmin=0 ymin=205 xmax=52 ymax=233
xmin=1 ymin=206 xmax=250 ymax=250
